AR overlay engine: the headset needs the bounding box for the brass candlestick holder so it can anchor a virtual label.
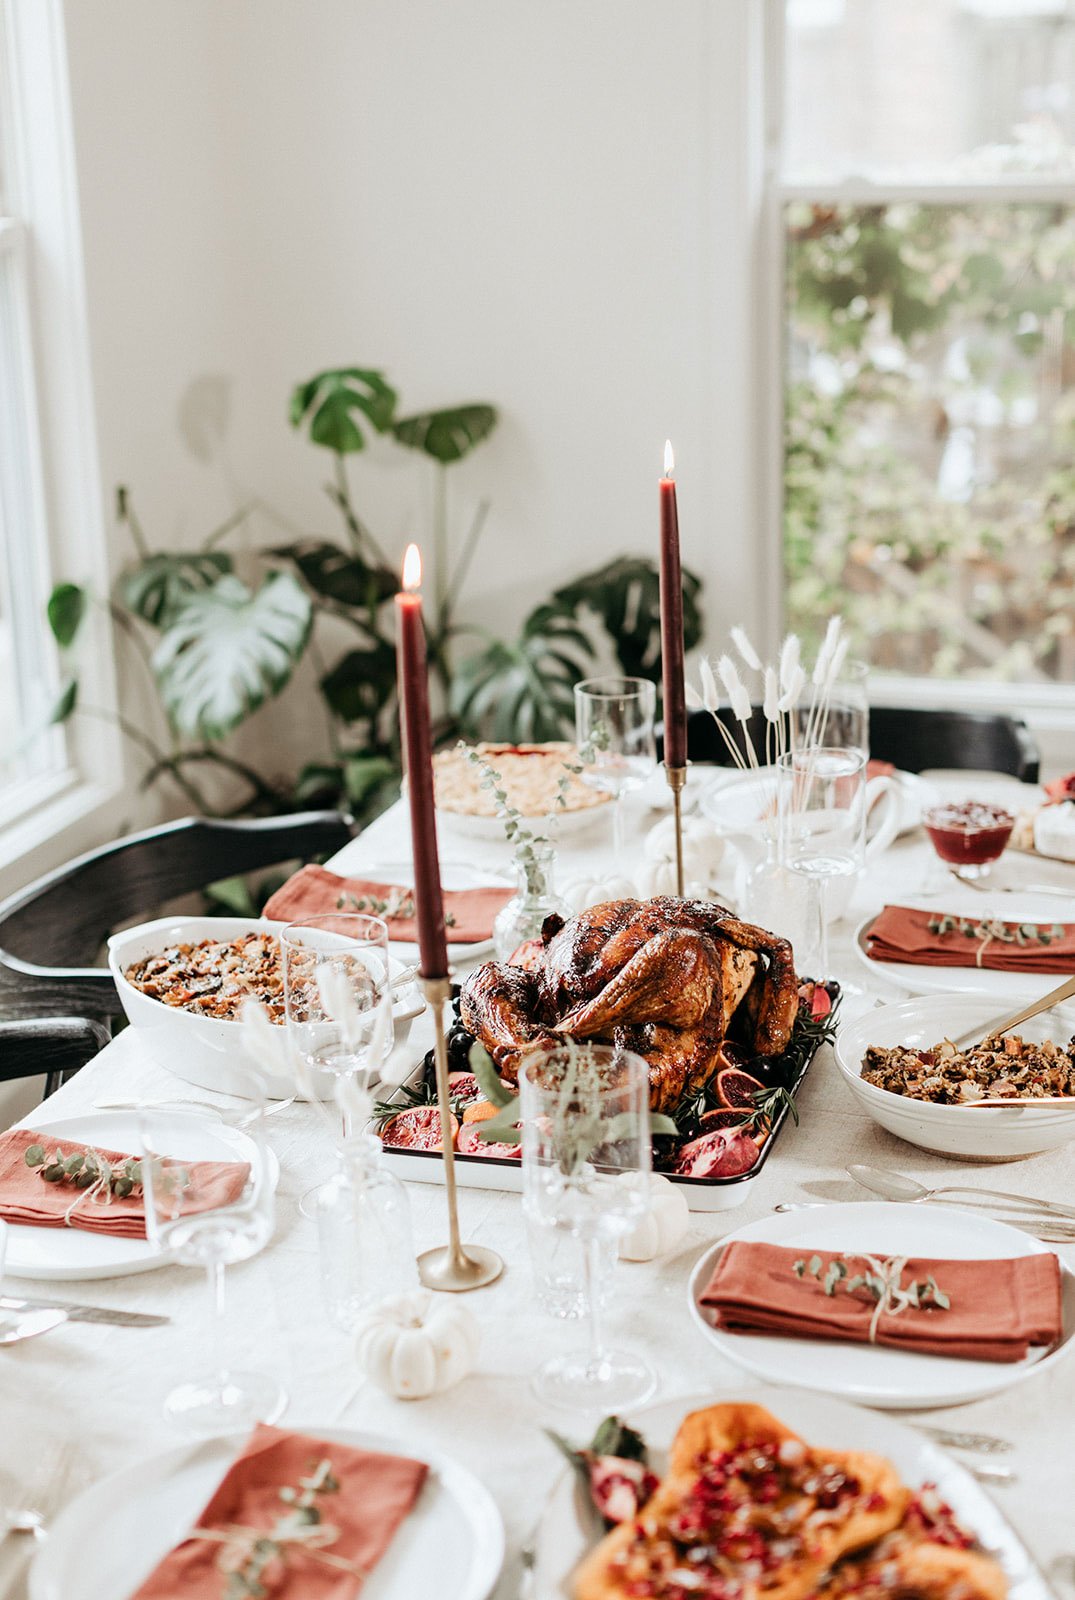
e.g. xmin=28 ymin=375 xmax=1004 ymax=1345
xmin=416 ymin=976 xmax=504 ymax=1292
xmin=664 ymin=763 xmax=687 ymax=896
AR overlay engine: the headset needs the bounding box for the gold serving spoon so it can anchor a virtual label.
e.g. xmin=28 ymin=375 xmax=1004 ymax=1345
xmin=951 ymin=971 xmax=1075 ymax=1052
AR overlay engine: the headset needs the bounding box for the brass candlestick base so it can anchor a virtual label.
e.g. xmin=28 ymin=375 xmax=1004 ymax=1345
xmin=664 ymin=763 xmax=688 ymax=897
xmin=416 ymin=976 xmax=504 ymax=1293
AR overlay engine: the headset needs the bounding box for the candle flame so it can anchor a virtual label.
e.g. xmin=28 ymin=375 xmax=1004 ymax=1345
xmin=663 ymin=439 xmax=675 ymax=478
xmin=402 ymin=542 xmax=422 ymax=592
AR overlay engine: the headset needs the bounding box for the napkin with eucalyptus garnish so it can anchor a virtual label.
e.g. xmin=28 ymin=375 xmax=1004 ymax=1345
xmin=863 ymin=905 xmax=1075 ymax=973
xmin=130 ymin=1424 xmax=428 ymax=1599
xmin=264 ymin=863 xmax=512 ymax=944
xmin=0 ymin=1128 xmax=249 ymax=1239
xmin=699 ymin=1241 xmax=1062 ymax=1362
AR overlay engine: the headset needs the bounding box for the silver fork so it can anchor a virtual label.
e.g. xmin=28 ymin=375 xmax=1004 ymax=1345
xmin=0 ymin=1437 xmax=80 ymax=1596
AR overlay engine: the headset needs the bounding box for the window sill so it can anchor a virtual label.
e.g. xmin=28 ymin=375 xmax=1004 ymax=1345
xmin=0 ymin=773 xmax=125 ymax=901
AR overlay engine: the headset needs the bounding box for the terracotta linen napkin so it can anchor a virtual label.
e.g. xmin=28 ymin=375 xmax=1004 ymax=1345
xmin=131 ymin=1423 xmax=428 ymax=1599
xmin=863 ymin=904 xmax=1075 ymax=973
xmin=699 ymin=1241 xmax=1062 ymax=1362
xmin=0 ymin=1128 xmax=249 ymax=1240
xmin=264 ymin=863 xmax=512 ymax=944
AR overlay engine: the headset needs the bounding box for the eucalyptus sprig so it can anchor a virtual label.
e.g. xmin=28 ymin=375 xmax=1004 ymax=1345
xmin=793 ymin=1253 xmax=951 ymax=1311
xmin=200 ymin=1456 xmax=354 ymax=1600
xmin=24 ymin=1141 xmax=143 ymax=1201
xmin=468 ymin=1040 xmax=676 ymax=1153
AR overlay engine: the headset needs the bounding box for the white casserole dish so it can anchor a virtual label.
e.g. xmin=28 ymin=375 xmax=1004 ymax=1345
xmin=107 ymin=915 xmax=424 ymax=1100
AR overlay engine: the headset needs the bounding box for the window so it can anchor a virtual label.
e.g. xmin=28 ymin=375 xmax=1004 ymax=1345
xmin=0 ymin=0 xmax=118 ymax=881
xmin=779 ymin=0 xmax=1075 ymax=689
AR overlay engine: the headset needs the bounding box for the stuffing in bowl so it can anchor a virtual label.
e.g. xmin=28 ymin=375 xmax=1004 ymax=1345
xmin=108 ymin=916 xmax=423 ymax=1100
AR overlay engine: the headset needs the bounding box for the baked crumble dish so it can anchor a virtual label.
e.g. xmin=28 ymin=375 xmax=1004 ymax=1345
xmin=433 ymin=742 xmax=610 ymax=818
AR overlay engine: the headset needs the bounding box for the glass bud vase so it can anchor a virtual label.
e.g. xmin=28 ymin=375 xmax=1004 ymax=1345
xmin=314 ymin=1134 xmax=417 ymax=1333
xmin=493 ymin=842 xmax=570 ymax=961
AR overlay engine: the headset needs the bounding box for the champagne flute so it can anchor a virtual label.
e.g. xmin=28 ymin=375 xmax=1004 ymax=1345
xmin=574 ymin=676 xmax=657 ymax=854
xmin=141 ymin=1093 xmax=282 ymax=1435
xmin=777 ymin=746 xmax=867 ymax=984
xmin=519 ymin=1043 xmax=654 ymax=1409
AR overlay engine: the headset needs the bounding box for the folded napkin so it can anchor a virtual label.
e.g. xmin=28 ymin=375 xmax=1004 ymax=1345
xmin=699 ymin=1241 xmax=1062 ymax=1362
xmin=131 ymin=1423 xmax=428 ymax=1599
xmin=0 ymin=1128 xmax=249 ymax=1240
xmin=263 ymin=863 xmax=512 ymax=944
xmin=863 ymin=904 xmax=1075 ymax=973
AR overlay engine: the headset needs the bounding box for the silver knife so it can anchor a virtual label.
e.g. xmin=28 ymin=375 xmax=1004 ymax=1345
xmin=0 ymin=1295 xmax=169 ymax=1327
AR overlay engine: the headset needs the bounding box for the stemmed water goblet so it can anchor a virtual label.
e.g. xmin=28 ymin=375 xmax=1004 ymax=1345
xmin=574 ymin=676 xmax=657 ymax=854
xmin=519 ymin=1043 xmax=654 ymax=1409
xmin=777 ymin=746 xmax=868 ymax=986
xmin=140 ymin=1084 xmax=283 ymax=1435
xmin=282 ymin=913 xmax=394 ymax=1133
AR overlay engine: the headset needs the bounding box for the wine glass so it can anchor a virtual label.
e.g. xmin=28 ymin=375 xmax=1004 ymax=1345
xmin=281 ymin=913 xmax=394 ymax=1136
xmin=140 ymin=1093 xmax=282 ymax=1435
xmin=574 ymin=676 xmax=657 ymax=854
xmin=519 ymin=1043 xmax=654 ymax=1409
xmin=777 ymin=746 xmax=867 ymax=984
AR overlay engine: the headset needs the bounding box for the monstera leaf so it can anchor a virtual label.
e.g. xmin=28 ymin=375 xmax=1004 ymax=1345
xmin=153 ymin=571 xmax=312 ymax=740
xmin=319 ymin=641 xmax=398 ymax=725
xmin=121 ymin=551 xmax=234 ymax=628
xmin=271 ymin=541 xmax=396 ymax=609
xmin=451 ymin=604 xmax=594 ymax=741
xmin=289 ymin=367 xmax=397 ymax=453
xmin=551 ymin=556 xmax=703 ymax=681
xmin=391 ymin=404 xmax=497 ymax=463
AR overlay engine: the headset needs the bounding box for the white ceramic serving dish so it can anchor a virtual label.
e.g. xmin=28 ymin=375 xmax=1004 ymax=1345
xmin=687 ymin=1203 xmax=1075 ymax=1409
xmin=30 ymin=1425 xmax=504 ymax=1600
xmin=108 ymin=916 xmax=424 ymax=1101
xmin=532 ymin=1388 xmax=1051 ymax=1598
xmin=834 ymin=992 xmax=1075 ymax=1158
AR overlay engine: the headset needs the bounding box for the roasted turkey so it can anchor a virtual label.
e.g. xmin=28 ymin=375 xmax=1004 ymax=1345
xmin=460 ymin=897 xmax=797 ymax=1112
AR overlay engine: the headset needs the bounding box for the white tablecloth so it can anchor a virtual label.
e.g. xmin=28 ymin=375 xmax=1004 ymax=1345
xmin=4 ymin=772 xmax=1074 ymax=1597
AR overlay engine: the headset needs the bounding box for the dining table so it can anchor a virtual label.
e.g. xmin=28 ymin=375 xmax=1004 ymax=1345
xmin=3 ymin=766 xmax=1075 ymax=1599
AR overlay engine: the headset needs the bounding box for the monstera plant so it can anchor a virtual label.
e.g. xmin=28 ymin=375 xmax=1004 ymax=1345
xmin=45 ymin=368 xmax=704 ymax=826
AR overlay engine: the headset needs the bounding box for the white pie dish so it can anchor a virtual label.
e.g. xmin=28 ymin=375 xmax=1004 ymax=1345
xmin=108 ymin=915 xmax=423 ymax=1100
xmin=834 ymin=992 xmax=1075 ymax=1158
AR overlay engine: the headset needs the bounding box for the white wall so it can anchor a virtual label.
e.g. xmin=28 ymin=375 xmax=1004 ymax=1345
xmin=60 ymin=0 xmax=766 ymax=804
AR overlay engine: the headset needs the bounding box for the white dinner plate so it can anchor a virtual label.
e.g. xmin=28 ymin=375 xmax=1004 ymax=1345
xmin=531 ymin=1387 xmax=1050 ymax=1600
xmin=853 ymin=888 xmax=1075 ymax=999
xmin=434 ymin=801 xmax=610 ymax=844
xmin=3 ymin=1110 xmax=278 ymax=1283
xmin=687 ymin=1201 xmax=1075 ymax=1409
xmin=29 ymin=1424 xmax=504 ymax=1600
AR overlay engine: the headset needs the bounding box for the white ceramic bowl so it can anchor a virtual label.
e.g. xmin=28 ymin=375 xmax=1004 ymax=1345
xmin=108 ymin=915 xmax=424 ymax=1100
xmin=834 ymin=992 xmax=1075 ymax=1160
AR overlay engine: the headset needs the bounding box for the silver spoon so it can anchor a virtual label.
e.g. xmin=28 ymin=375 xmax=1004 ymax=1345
xmin=847 ymin=1163 xmax=1075 ymax=1221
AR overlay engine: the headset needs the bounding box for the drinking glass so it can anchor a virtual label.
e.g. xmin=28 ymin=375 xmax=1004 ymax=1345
xmin=777 ymin=746 xmax=867 ymax=983
xmin=794 ymin=658 xmax=869 ymax=757
xmin=141 ymin=1096 xmax=283 ymax=1435
xmin=519 ymin=1043 xmax=654 ymax=1409
xmin=574 ymin=676 xmax=657 ymax=854
xmin=282 ymin=913 xmax=394 ymax=1137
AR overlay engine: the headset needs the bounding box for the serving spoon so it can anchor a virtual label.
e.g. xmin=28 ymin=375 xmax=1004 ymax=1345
xmin=847 ymin=1163 xmax=1075 ymax=1221
xmin=951 ymin=970 xmax=1075 ymax=1050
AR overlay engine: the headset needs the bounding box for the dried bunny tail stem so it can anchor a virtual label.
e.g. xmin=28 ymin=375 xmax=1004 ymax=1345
xmin=763 ymin=667 xmax=780 ymax=768
xmin=700 ymin=657 xmax=720 ymax=713
xmin=779 ymin=633 xmax=801 ymax=693
xmin=685 ymin=682 xmax=703 ymax=710
xmin=718 ymin=653 xmax=759 ymax=767
xmin=730 ymin=625 xmax=762 ymax=673
xmin=812 ymin=616 xmax=842 ymax=688
xmin=804 ymin=617 xmax=844 ymax=752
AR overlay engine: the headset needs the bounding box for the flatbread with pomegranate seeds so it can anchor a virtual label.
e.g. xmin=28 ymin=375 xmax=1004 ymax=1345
xmin=574 ymin=1402 xmax=907 ymax=1600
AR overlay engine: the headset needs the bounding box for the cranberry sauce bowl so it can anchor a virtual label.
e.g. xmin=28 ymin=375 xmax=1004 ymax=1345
xmin=923 ymin=800 xmax=1014 ymax=879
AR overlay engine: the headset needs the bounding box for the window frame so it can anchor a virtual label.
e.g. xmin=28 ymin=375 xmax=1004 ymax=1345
xmin=0 ymin=0 xmax=122 ymax=897
xmin=762 ymin=0 xmax=1075 ymax=730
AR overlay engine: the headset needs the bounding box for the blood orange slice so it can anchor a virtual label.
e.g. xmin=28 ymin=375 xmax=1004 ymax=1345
xmin=715 ymin=1067 xmax=765 ymax=1110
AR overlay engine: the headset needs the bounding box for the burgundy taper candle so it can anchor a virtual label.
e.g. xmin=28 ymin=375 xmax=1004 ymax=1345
xmin=396 ymin=543 xmax=450 ymax=980
xmin=659 ymin=439 xmax=687 ymax=770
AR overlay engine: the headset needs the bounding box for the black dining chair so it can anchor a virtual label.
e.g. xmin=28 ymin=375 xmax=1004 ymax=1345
xmin=0 ymin=1016 xmax=112 ymax=1101
xmin=868 ymin=708 xmax=1040 ymax=782
xmin=0 ymin=810 xmax=355 ymax=1028
xmin=660 ymin=707 xmax=1041 ymax=783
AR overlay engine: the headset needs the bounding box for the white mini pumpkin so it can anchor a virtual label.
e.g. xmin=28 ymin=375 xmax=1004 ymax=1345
xmin=618 ymin=1173 xmax=691 ymax=1262
xmin=638 ymin=815 xmax=725 ymax=897
xmin=561 ymin=873 xmax=637 ymax=913
xmin=354 ymin=1289 xmax=480 ymax=1400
